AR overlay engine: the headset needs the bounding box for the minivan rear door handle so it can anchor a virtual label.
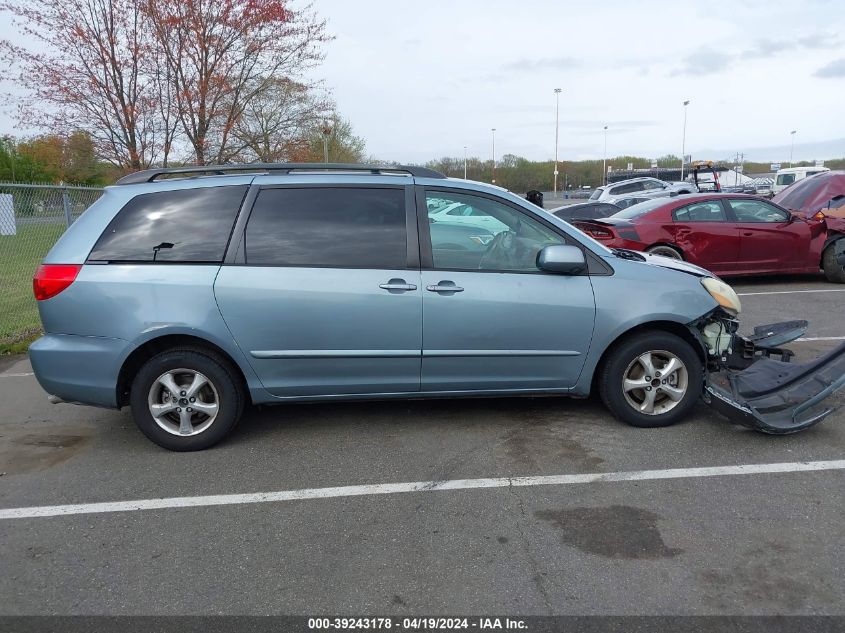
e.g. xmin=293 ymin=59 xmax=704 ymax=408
xmin=426 ymin=281 xmax=464 ymax=294
xmin=379 ymin=279 xmax=417 ymax=292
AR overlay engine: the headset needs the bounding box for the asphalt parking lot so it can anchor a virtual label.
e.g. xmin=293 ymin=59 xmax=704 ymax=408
xmin=0 ymin=274 xmax=843 ymax=616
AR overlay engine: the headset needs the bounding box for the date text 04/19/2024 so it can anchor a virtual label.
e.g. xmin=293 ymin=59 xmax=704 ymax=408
xmin=307 ymin=617 xmax=528 ymax=630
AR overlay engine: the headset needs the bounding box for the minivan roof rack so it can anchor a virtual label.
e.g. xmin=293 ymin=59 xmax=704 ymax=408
xmin=115 ymin=163 xmax=447 ymax=185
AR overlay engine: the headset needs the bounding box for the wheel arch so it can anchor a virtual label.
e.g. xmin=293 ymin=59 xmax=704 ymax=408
xmin=821 ymin=232 xmax=845 ymax=267
xmin=646 ymin=242 xmax=685 ymax=259
xmin=589 ymin=320 xmax=706 ymax=396
xmin=117 ymin=334 xmax=252 ymax=408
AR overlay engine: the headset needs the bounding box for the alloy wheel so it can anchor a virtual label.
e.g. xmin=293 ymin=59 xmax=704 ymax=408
xmin=622 ymin=350 xmax=689 ymax=415
xmin=147 ymin=369 xmax=220 ymax=436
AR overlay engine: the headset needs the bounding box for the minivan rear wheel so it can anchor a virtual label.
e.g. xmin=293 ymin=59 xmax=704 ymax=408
xmin=130 ymin=348 xmax=244 ymax=451
xmin=599 ymin=331 xmax=702 ymax=428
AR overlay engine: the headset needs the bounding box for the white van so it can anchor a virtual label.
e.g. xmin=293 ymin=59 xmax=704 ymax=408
xmin=773 ymin=166 xmax=830 ymax=194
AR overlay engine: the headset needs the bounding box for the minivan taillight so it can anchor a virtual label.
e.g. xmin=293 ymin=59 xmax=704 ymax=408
xmin=33 ymin=264 xmax=82 ymax=301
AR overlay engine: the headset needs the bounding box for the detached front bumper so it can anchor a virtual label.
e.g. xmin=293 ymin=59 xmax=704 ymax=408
xmin=701 ymin=320 xmax=845 ymax=434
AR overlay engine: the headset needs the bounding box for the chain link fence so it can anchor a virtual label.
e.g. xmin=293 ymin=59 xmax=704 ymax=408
xmin=0 ymin=183 xmax=104 ymax=349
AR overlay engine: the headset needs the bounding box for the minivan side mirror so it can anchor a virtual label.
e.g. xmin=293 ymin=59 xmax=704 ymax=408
xmin=537 ymin=245 xmax=587 ymax=275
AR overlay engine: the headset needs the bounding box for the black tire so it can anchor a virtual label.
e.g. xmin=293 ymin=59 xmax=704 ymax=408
xmin=129 ymin=348 xmax=245 ymax=451
xmin=822 ymin=242 xmax=845 ymax=283
xmin=646 ymin=245 xmax=683 ymax=260
xmin=599 ymin=331 xmax=703 ymax=429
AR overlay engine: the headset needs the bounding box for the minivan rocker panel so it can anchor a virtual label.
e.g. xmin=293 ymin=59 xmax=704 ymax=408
xmin=28 ymin=163 xmax=845 ymax=450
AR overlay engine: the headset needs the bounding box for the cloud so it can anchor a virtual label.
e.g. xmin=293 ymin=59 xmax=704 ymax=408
xmin=670 ymin=32 xmax=842 ymax=76
xmin=814 ymin=58 xmax=845 ymax=78
xmin=742 ymin=38 xmax=791 ymax=58
xmin=795 ymin=32 xmax=841 ymax=49
xmin=669 ymin=49 xmax=733 ymax=77
xmin=502 ymin=56 xmax=582 ymax=72
xmin=742 ymin=33 xmax=838 ymax=58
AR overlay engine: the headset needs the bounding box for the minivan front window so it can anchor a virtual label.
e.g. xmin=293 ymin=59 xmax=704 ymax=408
xmin=426 ymin=191 xmax=564 ymax=272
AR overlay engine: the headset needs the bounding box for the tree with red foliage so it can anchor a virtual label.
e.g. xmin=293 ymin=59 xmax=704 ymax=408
xmin=1 ymin=0 xmax=330 ymax=170
xmin=0 ymin=0 xmax=168 ymax=169
xmin=143 ymin=0 xmax=329 ymax=165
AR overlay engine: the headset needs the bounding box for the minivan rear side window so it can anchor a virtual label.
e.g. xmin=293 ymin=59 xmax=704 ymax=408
xmin=244 ymin=187 xmax=406 ymax=268
xmin=88 ymin=186 xmax=248 ymax=263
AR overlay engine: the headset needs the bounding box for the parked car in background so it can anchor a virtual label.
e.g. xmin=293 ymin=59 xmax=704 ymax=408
xmin=753 ymin=181 xmax=774 ymax=198
xmin=428 ymin=199 xmax=509 ymax=233
xmin=428 ymin=221 xmax=495 ymax=268
xmin=571 ymin=193 xmax=845 ymax=282
xmin=549 ymin=201 xmax=620 ymax=221
xmin=773 ymin=166 xmax=830 ymax=195
xmin=772 ymin=170 xmax=845 ymax=217
xmin=569 ymin=188 xmax=593 ymax=199
xmin=589 ymin=177 xmax=695 ymax=204
xmin=29 ymin=163 xmax=845 ymax=449
xmin=614 ymin=196 xmax=650 ymax=209
xmin=613 ymin=184 xmax=700 ymax=210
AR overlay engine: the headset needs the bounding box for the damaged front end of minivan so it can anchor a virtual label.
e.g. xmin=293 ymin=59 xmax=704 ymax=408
xmin=687 ymin=283 xmax=845 ymax=434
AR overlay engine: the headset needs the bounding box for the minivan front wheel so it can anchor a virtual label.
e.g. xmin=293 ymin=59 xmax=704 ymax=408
xmin=130 ymin=349 xmax=244 ymax=451
xmin=599 ymin=331 xmax=703 ymax=428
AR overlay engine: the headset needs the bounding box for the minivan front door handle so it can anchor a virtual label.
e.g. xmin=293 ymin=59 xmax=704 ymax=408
xmin=379 ymin=279 xmax=417 ymax=292
xmin=426 ymin=281 xmax=464 ymax=294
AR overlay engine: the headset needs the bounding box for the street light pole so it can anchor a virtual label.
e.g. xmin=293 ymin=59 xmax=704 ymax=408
xmin=463 ymin=146 xmax=468 ymax=179
xmin=680 ymin=100 xmax=690 ymax=180
xmin=322 ymin=120 xmax=333 ymax=164
xmin=602 ymin=125 xmax=608 ymax=186
xmin=789 ymin=130 xmax=797 ymax=166
xmin=491 ymin=128 xmax=496 ymax=184
xmin=554 ymin=88 xmax=561 ymax=197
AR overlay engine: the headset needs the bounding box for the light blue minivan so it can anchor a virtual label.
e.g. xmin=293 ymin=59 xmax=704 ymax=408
xmin=29 ymin=164 xmax=845 ymax=450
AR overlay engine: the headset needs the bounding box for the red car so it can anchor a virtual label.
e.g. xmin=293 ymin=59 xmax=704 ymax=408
xmin=571 ymin=193 xmax=845 ymax=281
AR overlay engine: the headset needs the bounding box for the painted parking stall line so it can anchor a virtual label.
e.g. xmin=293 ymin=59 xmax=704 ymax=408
xmin=1 ymin=460 xmax=844 ymax=521
xmin=737 ymin=289 xmax=845 ymax=297
xmin=0 ymin=372 xmax=34 ymax=378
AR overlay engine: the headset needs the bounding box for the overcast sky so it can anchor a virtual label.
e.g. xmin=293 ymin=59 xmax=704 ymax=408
xmin=313 ymin=0 xmax=845 ymax=163
xmin=2 ymin=0 xmax=843 ymax=164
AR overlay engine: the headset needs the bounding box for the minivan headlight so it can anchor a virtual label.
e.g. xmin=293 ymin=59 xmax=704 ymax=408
xmin=701 ymin=277 xmax=741 ymax=316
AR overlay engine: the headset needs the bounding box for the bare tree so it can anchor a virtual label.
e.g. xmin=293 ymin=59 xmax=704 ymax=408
xmin=229 ymin=78 xmax=328 ymax=162
xmin=302 ymin=114 xmax=366 ymax=163
xmin=144 ymin=0 xmax=330 ymax=165
xmin=0 ymin=0 xmax=164 ymax=169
